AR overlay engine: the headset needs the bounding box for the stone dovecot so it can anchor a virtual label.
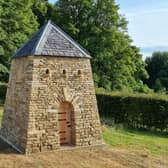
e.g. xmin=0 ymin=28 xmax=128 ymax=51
xmin=0 ymin=20 xmax=102 ymax=154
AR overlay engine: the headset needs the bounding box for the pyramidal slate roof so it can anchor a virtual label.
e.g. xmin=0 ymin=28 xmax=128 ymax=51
xmin=13 ymin=20 xmax=91 ymax=58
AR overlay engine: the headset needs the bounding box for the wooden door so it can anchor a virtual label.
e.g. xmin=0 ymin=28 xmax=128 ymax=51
xmin=58 ymin=102 xmax=73 ymax=145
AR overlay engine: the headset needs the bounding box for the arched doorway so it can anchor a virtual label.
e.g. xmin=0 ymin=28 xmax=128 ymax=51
xmin=58 ymin=101 xmax=75 ymax=146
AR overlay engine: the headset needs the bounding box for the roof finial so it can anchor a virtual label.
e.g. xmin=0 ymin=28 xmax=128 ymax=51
xmin=48 ymin=20 xmax=52 ymax=24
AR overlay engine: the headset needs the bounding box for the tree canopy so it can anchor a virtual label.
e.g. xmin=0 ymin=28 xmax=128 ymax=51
xmin=54 ymin=0 xmax=149 ymax=92
xmin=145 ymin=52 xmax=168 ymax=93
xmin=0 ymin=0 xmax=39 ymax=81
xmin=0 ymin=0 xmax=150 ymax=93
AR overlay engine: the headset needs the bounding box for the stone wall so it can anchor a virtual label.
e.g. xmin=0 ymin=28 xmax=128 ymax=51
xmin=1 ymin=56 xmax=102 ymax=154
xmin=0 ymin=56 xmax=34 ymax=153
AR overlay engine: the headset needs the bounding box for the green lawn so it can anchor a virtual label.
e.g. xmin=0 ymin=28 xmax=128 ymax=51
xmin=103 ymin=125 xmax=168 ymax=155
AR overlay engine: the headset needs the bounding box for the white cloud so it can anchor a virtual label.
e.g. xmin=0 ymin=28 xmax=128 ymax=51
xmin=117 ymin=1 xmax=168 ymax=52
xmin=125 ymin=8 xmax=168 ymax=49
xmin=127 ymin=8 xmax=168 ymax=17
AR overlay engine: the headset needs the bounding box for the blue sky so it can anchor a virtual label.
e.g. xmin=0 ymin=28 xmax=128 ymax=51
xmin=49 ymin=0 xmax=168 ymax=59
xmin=116 ymin=0 xmax=168 ymax=58
xmin=49 ymin=0 xmax=56 ymax=4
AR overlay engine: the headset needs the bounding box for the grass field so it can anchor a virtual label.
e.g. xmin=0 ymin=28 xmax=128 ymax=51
xmin=102 ymin=125 xmax=168 ymax=155
xmin=101 ymin=117 xmax=168 ymax=155
xmin=0 ymin=106 xmax=167 ymax=168
xmin=0 ymin=106 xmax=3 ymax=123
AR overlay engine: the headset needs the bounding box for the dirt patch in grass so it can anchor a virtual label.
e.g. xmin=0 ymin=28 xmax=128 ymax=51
xmin=0 ymin=141 xmax=167 ymax=168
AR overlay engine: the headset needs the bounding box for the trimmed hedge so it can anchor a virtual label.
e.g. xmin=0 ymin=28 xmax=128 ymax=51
xmin=96 ymin=91 xmax=168 ymax=132
xmin=0 ymin=83 xmax=7 ymax=104
xmin=1 ymin=83 xmax=168 ymax=131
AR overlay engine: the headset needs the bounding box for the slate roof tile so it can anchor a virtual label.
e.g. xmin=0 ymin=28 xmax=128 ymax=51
xmin=13 ymin=20 xmax=91 ymax=58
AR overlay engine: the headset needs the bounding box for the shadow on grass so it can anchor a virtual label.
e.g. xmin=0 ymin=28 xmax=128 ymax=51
xmin=123 ymin=127 xmax=168 ymax=139
xmin=101 ymin=117 xmax=168 ymax=139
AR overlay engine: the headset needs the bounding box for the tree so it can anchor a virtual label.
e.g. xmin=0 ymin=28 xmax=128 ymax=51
xmin=145 ymin=52 xmax=168 ymax=93
xmin=31 ymin=0 xmax=48 ymax=27
xmin=54 ymin=0 xmax=149 ymax=92
xmin=31 ymin=0 xmax=58 ymax=27
xmin=0 ymin=0 xmax=149 ymax=93
xmin=0 ymin=0 xmax=39 ymax=82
